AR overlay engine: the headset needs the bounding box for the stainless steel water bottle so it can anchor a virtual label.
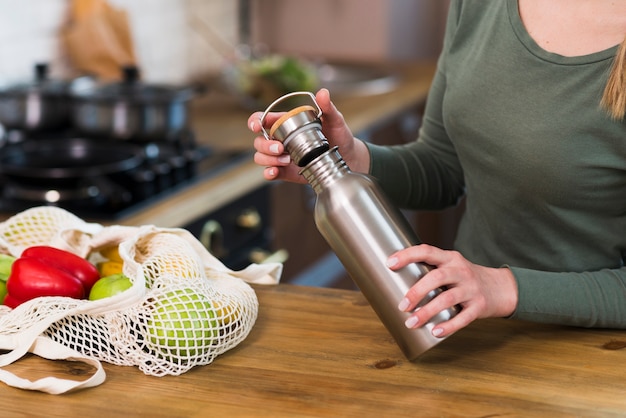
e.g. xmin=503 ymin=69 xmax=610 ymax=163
xmin=261 ymin=92 xmax=459 ymax=360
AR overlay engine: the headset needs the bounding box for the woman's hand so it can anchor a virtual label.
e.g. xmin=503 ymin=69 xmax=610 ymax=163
xmin=247 ymin=88 xmax=371 ymax=183
xmin=389 ymin=244 xmax=519 ymax=337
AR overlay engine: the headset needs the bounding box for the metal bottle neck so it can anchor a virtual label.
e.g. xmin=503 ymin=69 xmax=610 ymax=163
xmin=300 ymin=147 xmax=350 ymax=193
xmin=269 ymin=106 xmax=330 ymax=167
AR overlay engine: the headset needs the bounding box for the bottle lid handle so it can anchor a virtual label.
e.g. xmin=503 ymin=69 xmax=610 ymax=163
xmin=260 ymin=91 xmax=322 ymax=140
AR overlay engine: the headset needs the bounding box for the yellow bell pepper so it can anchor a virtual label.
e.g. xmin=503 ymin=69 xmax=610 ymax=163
xmin=97 ymin=260 xmax=124 ymax=277
xmin=100 ymin=245 xmax=123 ymax=263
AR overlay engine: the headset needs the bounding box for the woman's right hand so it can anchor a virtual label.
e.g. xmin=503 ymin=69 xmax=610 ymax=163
xmin=247 ymin=88 xmax=371 ymax=183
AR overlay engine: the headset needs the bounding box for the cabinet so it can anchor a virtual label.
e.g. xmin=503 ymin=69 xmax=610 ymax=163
xmin=250 ymin=0 xmax=449 ymax=63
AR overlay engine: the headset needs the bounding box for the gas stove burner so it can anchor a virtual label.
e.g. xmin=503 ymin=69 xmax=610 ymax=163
xmin=0 ymin=127 xmax=236 ymax=220
xmin=1 ymin=175 xmax=133 ymax=208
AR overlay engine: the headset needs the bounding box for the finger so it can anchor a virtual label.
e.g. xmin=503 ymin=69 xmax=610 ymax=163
xmin=248 ymin=111 xmax=286 ymax=133
xmin=253 ymin=136 xmax=285 ymax=156
xmin=263 ymin=164 xmax=307 ymax=184
xmin=316 ymin=88 xmax=346 ymax=127
xmin=263 ymin=167 xmax=280 ymax=180
xmin=253 ymin=152 xmax=290 ymax=168
xmin=404 ymin=288 xmax=473 ymax=337
xmin=428 ymin=305 xmax=478 ymax=338
xmin=399 ymin=268 xmax=456 ymax=311
xmin=247 ymin=112 xmax=263 ymax=132
xmin=416 ymin=285 xmax=463 ymax=322
xmin=315 ymin=88 xmax=332 ymax=112
xmin=388 ymin=244 xmax=455 ymax=271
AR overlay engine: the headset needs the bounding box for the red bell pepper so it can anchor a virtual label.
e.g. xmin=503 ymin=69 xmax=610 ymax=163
xmin=4 ymin=246 xmax=100 ymax=308
xmin=21 ymin=246 xmax=100 ymax=291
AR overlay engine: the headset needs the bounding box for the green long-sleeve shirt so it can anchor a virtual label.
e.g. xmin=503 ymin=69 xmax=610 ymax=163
xmin=367 ymin=0 xmax=626 ymax=327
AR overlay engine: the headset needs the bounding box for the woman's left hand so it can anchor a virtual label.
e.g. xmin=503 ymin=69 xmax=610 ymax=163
xmin=388 ymin=244 xmax=519 ymax=338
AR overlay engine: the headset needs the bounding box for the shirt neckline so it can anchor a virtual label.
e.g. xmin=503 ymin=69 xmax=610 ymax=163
xmin=507 ymin=0 xmax=618 ymax=65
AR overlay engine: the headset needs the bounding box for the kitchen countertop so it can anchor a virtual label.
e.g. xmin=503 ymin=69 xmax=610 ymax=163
xmin=3 ymin=283 xmax=626 ymax=416
xmin=115 ymin=61 xmax=437 ymax=229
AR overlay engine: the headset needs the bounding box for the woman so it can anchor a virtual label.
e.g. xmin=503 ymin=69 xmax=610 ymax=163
xmin=248 ymin=0 xmax=626 ymax=338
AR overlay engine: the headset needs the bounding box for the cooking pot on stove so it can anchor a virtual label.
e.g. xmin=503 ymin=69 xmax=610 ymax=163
xmin=0 ymin=63 xmax=71 ymax=132
xmin=70 ymin=66 xmax=204 ymax=141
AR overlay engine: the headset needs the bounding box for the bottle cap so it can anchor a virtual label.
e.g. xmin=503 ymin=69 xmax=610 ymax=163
xmin=262 ymin=93 xmax=329 ymax=167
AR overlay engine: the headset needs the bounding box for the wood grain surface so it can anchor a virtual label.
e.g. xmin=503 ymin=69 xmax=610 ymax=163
xmin=2 ymin=284 xmax=626 ymax=417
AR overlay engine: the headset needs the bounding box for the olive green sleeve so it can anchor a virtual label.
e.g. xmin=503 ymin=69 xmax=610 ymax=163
xmin=509 ymin=266 xmax=626 ymax=328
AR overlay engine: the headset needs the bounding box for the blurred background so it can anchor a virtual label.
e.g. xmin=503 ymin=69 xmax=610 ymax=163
xmin=0 ymin=0 xmax=449 ymax=86
xmin=0 ymin=0 xmax=457 ymax=288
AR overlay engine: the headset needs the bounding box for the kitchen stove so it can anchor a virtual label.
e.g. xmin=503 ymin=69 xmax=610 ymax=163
xmin=0 ymin=65 xmax=277 ymax=271
xmin=0 ymin=127 xmax=245 ymax=221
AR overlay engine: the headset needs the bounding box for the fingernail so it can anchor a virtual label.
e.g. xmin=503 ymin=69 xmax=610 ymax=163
xmin=269 ymin=143 xmax=280 ymax=154
xmin=432 ymin=328 xmax=443 ymax=337
xmin=386 ymin=256 xmax=398 ymax=268
xmin=267 ymin=168 xmax=276 ymax=177
xmin=405 ymin=315 xmax=419 ymax=328
xmin=397 ymin=298 xmax=410 ymax=311
xmin=278 ymin=155 xmax=291 ymax=164
xmin=249 ymin=120 xmax=257 ymax=131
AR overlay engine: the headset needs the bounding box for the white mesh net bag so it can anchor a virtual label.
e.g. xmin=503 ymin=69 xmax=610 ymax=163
xmin=0 ymin=207 xmax=282 ymax=394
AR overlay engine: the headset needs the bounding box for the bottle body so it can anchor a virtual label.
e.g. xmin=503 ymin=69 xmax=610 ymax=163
xmin=302 ymin=148 xmax=458 ymax=360
xmin=262 ymin=93 xmax=459 ymax=360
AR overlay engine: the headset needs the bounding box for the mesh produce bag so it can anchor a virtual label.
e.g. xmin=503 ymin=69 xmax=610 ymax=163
xmin=0 ymin=207 xmax=282 ymax=394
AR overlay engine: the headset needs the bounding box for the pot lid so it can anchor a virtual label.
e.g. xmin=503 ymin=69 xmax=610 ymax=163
xmin=71 ymin=66 xmax=196 ymax=103
xmin=0 ymin=63 xmax=69 ymax=96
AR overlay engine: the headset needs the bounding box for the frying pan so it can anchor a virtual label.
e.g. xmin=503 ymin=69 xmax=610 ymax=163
xmin=0 ymin=138 xmax=144 ymax=181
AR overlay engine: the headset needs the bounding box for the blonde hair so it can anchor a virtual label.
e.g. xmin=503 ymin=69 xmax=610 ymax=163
xmin=601 ymin=37 xmax=626 ymax=120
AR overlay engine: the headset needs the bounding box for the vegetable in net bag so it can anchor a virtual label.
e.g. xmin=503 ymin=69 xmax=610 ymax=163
xmin=0 ymin=207 xmax=281 ymax=393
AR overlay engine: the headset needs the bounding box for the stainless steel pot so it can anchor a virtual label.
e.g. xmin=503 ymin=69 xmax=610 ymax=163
xmin=0 ymin=63 xmax=71 ymax=131
xmin=70 ymin=66 xmax=203 ymax=141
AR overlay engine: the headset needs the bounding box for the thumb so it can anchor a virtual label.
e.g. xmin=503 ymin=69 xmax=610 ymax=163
xmin=316 ymin=88 xmax=344 ymax=126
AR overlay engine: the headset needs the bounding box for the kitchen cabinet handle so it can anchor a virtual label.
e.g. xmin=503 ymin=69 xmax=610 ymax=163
xmin=200 ymin=220 xmax=226 ymax=258
xmin=236 ymin=208 xmax=261 ymax=230
xmin=249 ymin=248 xmax=289 ymax=265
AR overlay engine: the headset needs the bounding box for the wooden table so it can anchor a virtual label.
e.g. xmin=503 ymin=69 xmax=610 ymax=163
xmin=3 ymin=284 xmax=626 ymax=417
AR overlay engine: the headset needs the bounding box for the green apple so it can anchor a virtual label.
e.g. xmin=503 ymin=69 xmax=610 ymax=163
xmin=0 ymin=280 xmax=7 ymax=304
xmin=146 ymin=288 xmax=218 ymax=358
xmin=0 ymin=253 xmax=15 ymax=282
xmin=89 ymin=274 xmax=132 ymax=300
